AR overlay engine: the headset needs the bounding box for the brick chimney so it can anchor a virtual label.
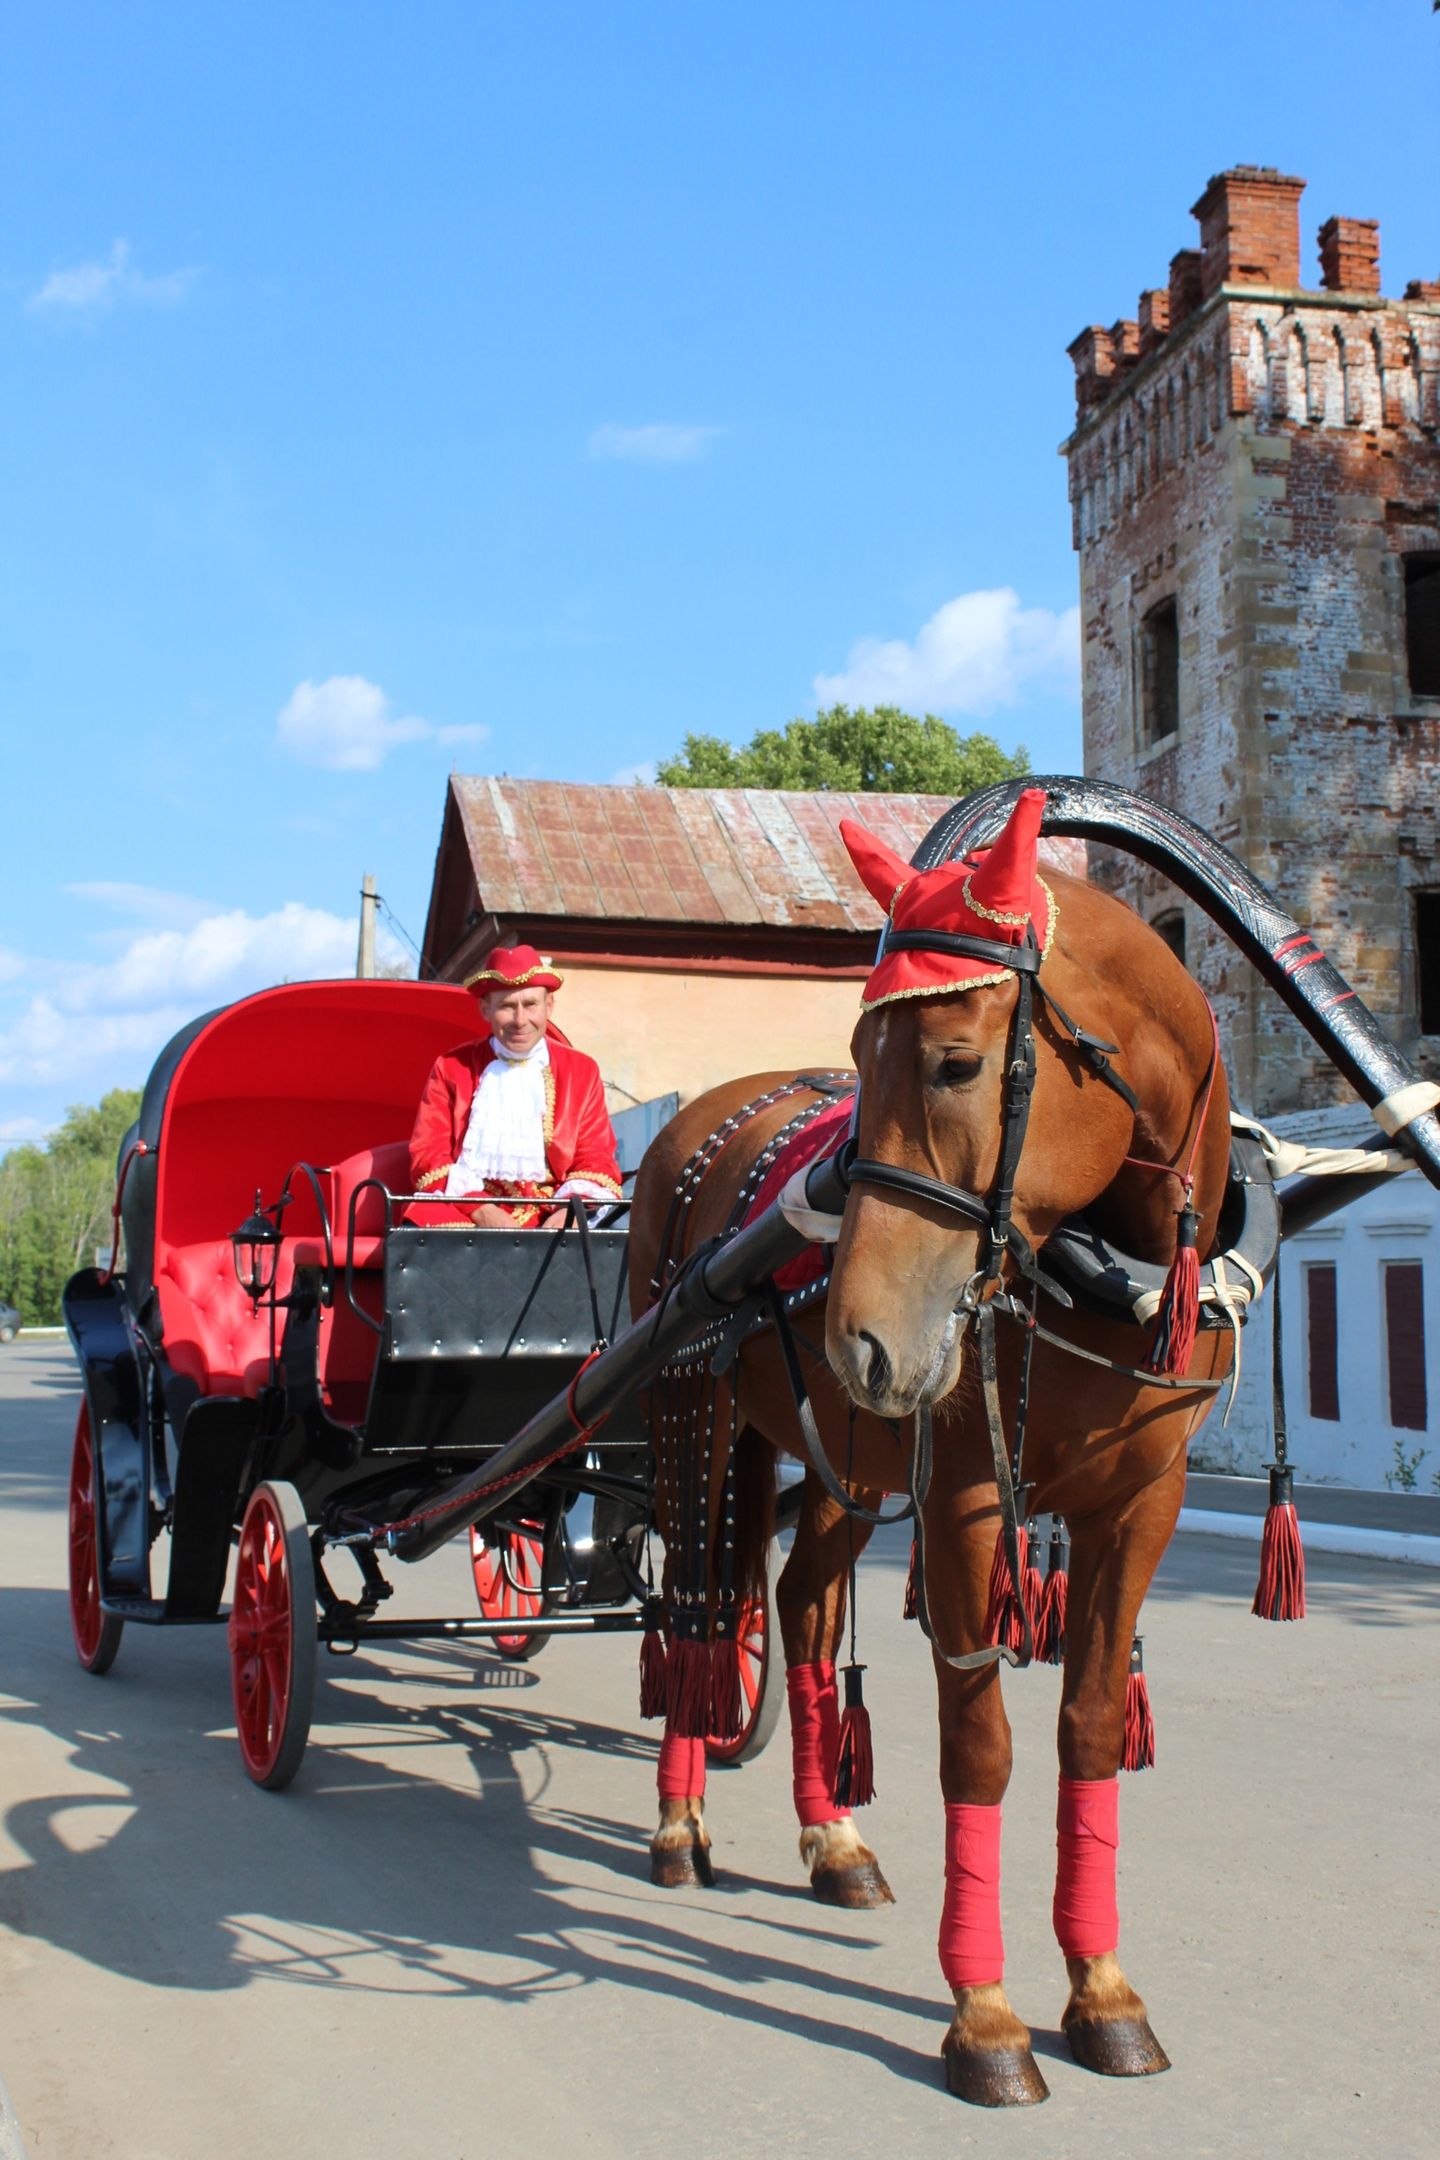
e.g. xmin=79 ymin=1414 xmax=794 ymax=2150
xmin=1318 ymin=216 xmax=1380 ymax=295
xmin=1405 ymin=278 xmax=1440 ymax=304
xmin=1191 ymin=166 xmax=1306 ymax=299
xmin=1168 ymin=248 xmax=1204 ymax=331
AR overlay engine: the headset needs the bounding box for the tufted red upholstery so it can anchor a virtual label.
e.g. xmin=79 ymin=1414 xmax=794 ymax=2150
xmin=158 ymin=1240 xmax=296 ymax=1398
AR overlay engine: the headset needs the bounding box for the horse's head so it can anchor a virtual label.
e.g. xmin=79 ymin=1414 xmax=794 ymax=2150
xmin=826 ymin=791 xmax=1220 ymax=1419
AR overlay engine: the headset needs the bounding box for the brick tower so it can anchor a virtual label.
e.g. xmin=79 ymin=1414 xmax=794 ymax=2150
xmin=1062 ymin=166 xmax=1440 ymax=1114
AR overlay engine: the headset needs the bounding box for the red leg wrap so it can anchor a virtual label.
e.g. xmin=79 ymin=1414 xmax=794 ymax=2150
xmin=656 ymin=1730 xmax=707 ymax=1803
xmin=938 ymin=1802 xmax=1004 ymax=1989
xmin=1052 ymin=1775 xmax=1120 ymax=1958
xmin=786 ymin=1660 xmax=851 ymax=1827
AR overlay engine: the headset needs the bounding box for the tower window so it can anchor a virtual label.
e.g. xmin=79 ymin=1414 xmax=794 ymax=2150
xmin=1152 ymin=910 xmax=1186 ymax=967
xmin=1140 ymin=596 xmax=1180 ymax=744
xmin=1416 ymin=891 xmax=1440 ymax=1034
xmin=1383 ymin=1260 xmax=1427 ymax=1431
xmin=1405 ymin=555 xmax=1440 ymax=697
xmin=1305 ymin=1262 xmax=1340 ymax=1422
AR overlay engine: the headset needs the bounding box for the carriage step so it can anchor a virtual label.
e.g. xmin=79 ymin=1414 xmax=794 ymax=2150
xmin=99 ymin=1596 xmax=227 ymax=1626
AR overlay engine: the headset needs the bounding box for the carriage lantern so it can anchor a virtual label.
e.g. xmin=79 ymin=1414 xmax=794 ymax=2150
xmin=230 ymin=1191 xmax=281 ymax=1306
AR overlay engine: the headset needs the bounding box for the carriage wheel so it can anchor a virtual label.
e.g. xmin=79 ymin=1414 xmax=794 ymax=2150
xmin=707 ymin=1541 xmax=783 ymax=1766
xmin=229 ymin=1480 xmax=317 ymax=1790
xmin=470 ymin=1522 xmax=550 ymax=1660
xmin=68 ymin=1402 xmax=124 ymax=1674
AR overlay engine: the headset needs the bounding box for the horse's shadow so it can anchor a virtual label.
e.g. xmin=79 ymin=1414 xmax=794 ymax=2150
xmin=0 ymin=1587 xmax=938 ymax=2088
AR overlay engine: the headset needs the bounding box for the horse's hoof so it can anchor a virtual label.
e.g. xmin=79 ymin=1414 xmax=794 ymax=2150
xmin=810 ymin=1860 xmax=895 ymax=1909
xmin=649 ymin=1843 xmax=715 ymax=1889
xmin=941 ymin=2039 xmax=1049 ymax=2108
xmin=1065 ymin=2015 xmax=1171 ymax=2078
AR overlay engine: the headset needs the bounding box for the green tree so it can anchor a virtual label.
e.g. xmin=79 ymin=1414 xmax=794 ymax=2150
xmin=0 ymin=1089 xmax=142 ymax=1325
xmin=655 ymin=703 xmax=1029 ymax=795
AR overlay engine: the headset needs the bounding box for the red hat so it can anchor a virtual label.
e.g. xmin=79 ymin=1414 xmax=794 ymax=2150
xmin=840 ymin=787 xmax=1054 ymax=1011
xmin=464 ymin=944 xmax=564 ymax=994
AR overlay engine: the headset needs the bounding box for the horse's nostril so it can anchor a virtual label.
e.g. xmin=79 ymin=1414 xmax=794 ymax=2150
xmin=857 ymin=1329 xmax=891 ymax=1400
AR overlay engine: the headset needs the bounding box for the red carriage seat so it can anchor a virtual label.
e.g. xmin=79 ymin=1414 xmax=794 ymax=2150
xmin=157 ymin=1239 xmax=298 ymax=1399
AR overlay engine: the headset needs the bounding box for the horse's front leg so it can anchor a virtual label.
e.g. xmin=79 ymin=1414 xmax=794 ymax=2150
xmin=1054 ymin=1457 xmax=1184 ymax=2077
xmin=776 ymin=1472 xmax=894 ymax=1908
xmin=928 ymin=1475 xmax=1050 ymax=2108
xmin=650 ymin=1733 xmax=714 ymax=1887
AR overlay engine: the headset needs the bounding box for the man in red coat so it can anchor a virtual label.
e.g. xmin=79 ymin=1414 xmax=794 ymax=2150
xmin=408 ymin=946 xmax=622 ymax=1227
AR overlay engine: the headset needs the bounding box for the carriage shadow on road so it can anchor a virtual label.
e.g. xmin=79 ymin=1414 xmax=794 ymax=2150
xmin=0 ymin=1586 xmax=935 ymax=2089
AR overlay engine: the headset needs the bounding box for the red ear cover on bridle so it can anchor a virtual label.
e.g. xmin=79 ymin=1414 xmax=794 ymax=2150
xmin=838 ymin=819 xmax=914 ymax=915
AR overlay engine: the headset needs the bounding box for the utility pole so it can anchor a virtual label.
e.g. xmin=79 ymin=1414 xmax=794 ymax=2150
xmin=357 ymin=874 xmax=378 ymax=978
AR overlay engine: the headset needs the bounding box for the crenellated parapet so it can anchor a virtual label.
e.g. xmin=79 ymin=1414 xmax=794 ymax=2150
xmin=1063 ymin=166 xmax=1440 ymax=553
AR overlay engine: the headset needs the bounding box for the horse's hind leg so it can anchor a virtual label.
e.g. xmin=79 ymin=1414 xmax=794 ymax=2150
xmin=777 ymin=1472 xmax=894 ymax=1908
xmin=1054 ymin=1462 xmax=1184 ymax=2077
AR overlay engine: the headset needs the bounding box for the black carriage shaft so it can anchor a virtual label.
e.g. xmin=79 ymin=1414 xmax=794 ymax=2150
xmin=922 ymin=775 xmax=1440 ymax=1194
xmin=388 ymin=1148 xmax=849 ymax=1563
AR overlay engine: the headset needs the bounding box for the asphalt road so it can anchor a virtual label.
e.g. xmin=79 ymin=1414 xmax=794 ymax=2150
xmin=2 ymin=1339 xmax=1437 ymax=2160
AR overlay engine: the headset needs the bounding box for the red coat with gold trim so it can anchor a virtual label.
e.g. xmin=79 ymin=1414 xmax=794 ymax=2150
xmin=407 ymin=1036 xmax=622 ymax=1221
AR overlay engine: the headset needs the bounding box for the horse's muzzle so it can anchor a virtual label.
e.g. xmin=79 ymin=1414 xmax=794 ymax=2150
xmin=830 ymin=1309 xmax=962 ymax=1419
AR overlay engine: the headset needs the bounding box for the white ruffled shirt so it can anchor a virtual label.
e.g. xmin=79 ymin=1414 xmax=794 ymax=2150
xmin=444 ymin=1036 xmax=616 ymax=1205
xmin=446 ymin=1037 xmax=550 ymax=1195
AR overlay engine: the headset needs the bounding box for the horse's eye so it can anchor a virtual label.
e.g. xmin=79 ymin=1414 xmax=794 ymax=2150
xmin=936 ymin=1053 xmax=983 ymax=1090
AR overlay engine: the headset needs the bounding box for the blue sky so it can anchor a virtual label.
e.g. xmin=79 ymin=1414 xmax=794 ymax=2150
xmin=2 ymin=0 xmax=1436 ymax=1148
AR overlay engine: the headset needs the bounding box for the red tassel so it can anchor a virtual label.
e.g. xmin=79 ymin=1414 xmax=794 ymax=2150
xmin=1252 ymin=1464 xmax=1307 ymax=1621
xmin=902 ymin=1538 xmax=918 ymax=1620
xmin=709 ymin=1632 xmax=742 ymax=1739
xmin=834 ymin=1663 xmax=875 ymax=1807
xmin=984 ymin=1523 xmax=1036 ymax=1655
xmin=1144 ymin=1205 xmax=1200 ymax=1376
xmin=1122 ymin=1636 xmax=1155 ymax=1772
xmin=1022 ymin=1524 xmax=1044 ymax=1637
xmin=639 ymin=1597 xmax=668 ymax=1720
xmin=666 ymin=1636 xmax=713 ymax=1738
xmin=1036 ymin=1520 xmax=1068 ymax=1665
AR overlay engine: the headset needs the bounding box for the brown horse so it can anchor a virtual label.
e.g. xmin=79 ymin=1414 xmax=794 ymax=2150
xmin=627 ymin=790 xmax=1234 ymax=2106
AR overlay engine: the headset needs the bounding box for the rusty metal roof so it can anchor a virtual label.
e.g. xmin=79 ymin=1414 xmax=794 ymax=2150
xmin=445 ymin=777 xmax=1084 ymax=934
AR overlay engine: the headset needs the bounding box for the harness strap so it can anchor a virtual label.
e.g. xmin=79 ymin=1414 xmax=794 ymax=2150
xmin=765 ymin=1282 xmax=917 ymax=1528
xmin=1035 ymin=985 xmax=1141 ymax=1114
xmin=883 ymin=927 xmax=1044 ymax=974
xmin=907 ymin=1302 xmax=1029 ymax=1673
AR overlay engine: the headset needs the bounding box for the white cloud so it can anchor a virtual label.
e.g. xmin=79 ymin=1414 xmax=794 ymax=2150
xmin=0 ymin=946 xmax=26 ymax=986
xmin=274 ymin=676 xmax=487 ymax=773
xmin=0 ymin=900 xmax=405 ymax=1092
xmin=27 ymin=239 xmax=198 ymax=320
xmin=608 ymin=759 xmax=657 ymax=786
xmin=588 ymin=423 xmax=719 ymax=463
xmin=814 ymin=588 xmax=1081 ymax=716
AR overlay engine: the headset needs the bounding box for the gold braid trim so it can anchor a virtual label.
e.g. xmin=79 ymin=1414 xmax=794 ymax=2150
xmin=415 ymin=1165 xmax=452 ymax=1190
xmin=543 ymin=1064 xmax=556 ymax=1147
xmin=564 ymin=1170 xmax=623 ymax=1198
xmin=463 ymin=960 xmax=565 ymax=990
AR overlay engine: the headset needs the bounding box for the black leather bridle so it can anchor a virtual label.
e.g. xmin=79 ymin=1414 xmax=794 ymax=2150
xmin=818 ymin=907 xmax=1142 ymax=1671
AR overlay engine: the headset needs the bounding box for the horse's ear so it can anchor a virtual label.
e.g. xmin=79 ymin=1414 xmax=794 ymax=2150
xmin=839 ymin=819 xmax=913 ymax=915
xmin=967 ymin=787 xmax=1048 ymax=920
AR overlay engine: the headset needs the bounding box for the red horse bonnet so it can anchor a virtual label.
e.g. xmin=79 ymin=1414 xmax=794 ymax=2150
xmin=839 ymin=787 xmax=1054 ymax=1010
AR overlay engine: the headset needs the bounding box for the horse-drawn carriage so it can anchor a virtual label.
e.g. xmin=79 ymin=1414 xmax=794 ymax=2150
xmin=62 ymin=778 xmax=1440 ymax=2106
xmin=62 ymin=977 xmax=781 ymax=1789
